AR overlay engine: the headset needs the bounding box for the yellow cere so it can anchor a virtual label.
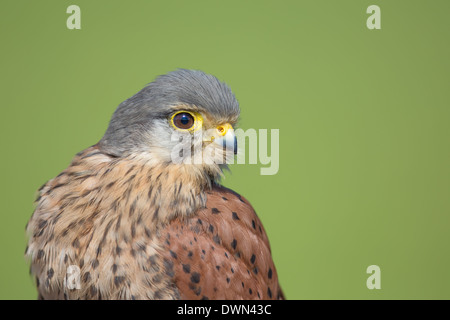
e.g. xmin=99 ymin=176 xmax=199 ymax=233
xmin=216 ymin=123 xmax=233 ymax=136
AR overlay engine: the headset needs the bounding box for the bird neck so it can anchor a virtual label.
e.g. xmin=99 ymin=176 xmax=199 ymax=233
xmin=61 ymin=147 xmax=215 ymax=228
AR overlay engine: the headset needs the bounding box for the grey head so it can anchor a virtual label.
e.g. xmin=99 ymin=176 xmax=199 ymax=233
xmin=98 ymin=69 xmax=240 ymax=159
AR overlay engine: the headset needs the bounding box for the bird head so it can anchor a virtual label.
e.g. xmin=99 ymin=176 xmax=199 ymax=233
xmin=98 ymin=69 xmax=240 ymax=182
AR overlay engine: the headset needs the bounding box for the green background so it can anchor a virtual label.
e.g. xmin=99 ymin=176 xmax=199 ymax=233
xmin=1 ymin=0 xmax=449 ymax=300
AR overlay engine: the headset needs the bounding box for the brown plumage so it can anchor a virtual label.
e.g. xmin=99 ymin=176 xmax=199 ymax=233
xmin=161 ymin=186 xmax=282 ymax=300
xmin=25 ymin=69 xmax=283 ymax=300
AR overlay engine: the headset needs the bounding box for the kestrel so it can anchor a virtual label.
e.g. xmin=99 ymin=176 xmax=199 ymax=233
xmin=25 ymin=69 xmax=283 ymax=300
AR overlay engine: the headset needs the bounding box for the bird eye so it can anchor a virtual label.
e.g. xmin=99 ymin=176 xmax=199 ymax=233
xmin=172 ymin=112 xmax=195 ymax=130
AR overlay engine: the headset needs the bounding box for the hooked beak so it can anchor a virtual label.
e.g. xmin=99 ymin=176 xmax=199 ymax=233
xmin=204 ymin=123 xmax=237 ymax=155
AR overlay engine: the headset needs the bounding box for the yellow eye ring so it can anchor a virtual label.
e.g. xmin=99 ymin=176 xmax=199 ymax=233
xmin=170 ymin=110 xmax=203 ymax=132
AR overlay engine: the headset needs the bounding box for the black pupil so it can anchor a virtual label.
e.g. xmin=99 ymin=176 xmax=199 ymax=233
xmin=180 ymin=115 xmax=189 ymax=125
